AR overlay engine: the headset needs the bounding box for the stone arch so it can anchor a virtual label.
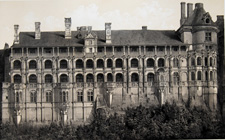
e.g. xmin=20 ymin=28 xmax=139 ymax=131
xmin=13 ymin=60 xmax=21 ymax=69
xmin=97 ymin=73 xmax=104 ymax=82
xmin=97 ymin=59 xmax=104 ymax=68
xmin=76 ymin=73 xmax=84 ymax=82
xmin=45 ymin=74 xmax=53 ymax=83
xmin=147 ymin=58 xmax=154 ymax=68
xmin=197 ymin=71 xmax=202 ymax=80
xmin=107 ymin=59 xmax=113 ymax=68
xmin=131 ymin=58 xmax=139 ymax=68
xmin=29 ymin=74 xmax=37 ymax=83
xmin=107 ymin=73 xmax=113 ymax=82
xmin=14 ymin=74 xmax=22 ymax=83
xmin=115 ymin=58 xmax=123 ymax=68
xmin=76 ymin=59 xmax=83 ymax=68
xmin=29 ymin=60 xmax=37 ymax=69
xmin=60 ymin=59 xmax=68 ymax=69
xmin=86 ymin=73 xmax=94 ymax=83
xmin=86 ymin=59 xmax=94 ymax=68
xmin=116 ymin=73 xmax=123 ymax=82
xmin=158 ymin=58 xmax=164 ymax=67
xmin=147 ymin=73 xmax=154 ymax=82
xmin=60 ymin=74 xmax=68 ymax=83
xmin=197 ymin=57 xmax=202 ymax=66
xmin=45 ymin=60 xmax=52 ymax=69
xmin=131 ymin=73 xmax=139 ymax=82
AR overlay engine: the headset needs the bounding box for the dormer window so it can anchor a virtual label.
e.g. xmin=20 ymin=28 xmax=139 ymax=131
xmin=205 ymin=32 xmax=212 ymax=41
xmin=206 ymin=18 xmax=210 ymax=23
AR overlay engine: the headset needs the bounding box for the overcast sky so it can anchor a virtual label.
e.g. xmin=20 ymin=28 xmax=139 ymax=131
xmin=0 ymin=0 xmax=223 ymax=49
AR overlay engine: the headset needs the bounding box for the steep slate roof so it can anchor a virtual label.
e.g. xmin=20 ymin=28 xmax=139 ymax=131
xmin=183 ymin=4 xmax=217 ymax=26
xmin=12 ymin=30 xmax=184 ymax=48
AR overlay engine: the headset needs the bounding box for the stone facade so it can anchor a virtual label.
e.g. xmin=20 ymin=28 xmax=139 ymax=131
xmin=1 ymin=2 xmax=222 ymax=124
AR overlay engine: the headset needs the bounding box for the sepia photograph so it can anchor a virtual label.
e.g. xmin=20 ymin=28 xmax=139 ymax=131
xmin=0 ymin=0 xmax=224 ymax=139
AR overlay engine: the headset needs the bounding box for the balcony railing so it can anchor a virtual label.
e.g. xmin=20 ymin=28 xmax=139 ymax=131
xmin=29 ymin=83 xmax=37 ymax=88
xmin=14 ymin=83 xmax=22 ymax=89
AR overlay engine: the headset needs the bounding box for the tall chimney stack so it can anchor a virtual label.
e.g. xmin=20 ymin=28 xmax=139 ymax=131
xmin=195 ymin=3 xmax=203 ymax=9
xmin=105 ymin=23 xmax=112 ymax=44
xmin=35 ymin=22 xmax=41 ymax=39
xmin=65 ymin=18 xmax=71 ymax=39
xmin=14 ymin=25 xmax=19 ymax=44
xmin=180 ymin=2 xmax=186 ymax=26
xmin=187 ymin=3 xmax=193 ymax=18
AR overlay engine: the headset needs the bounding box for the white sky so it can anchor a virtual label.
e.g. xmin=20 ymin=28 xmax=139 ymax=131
xmin=0 ymin=0 xmax=224 ymax=49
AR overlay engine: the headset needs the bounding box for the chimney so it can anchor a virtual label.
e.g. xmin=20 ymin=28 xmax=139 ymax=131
xmin=187 ymin=3 xmax=193 ymax=18
xmin=217 ymin=15 xmax=224 ymax=21
xmin=142 ymin=26 xmax=147 ymax=30
xmin=35 ymin=22 xmax=41 ymax=39
xmin=105 ymin=23 xmax=111 ymax=44
xmin=180 ymin=2 xmax=186 ymax=26
xmin=14 ymin=25 xmax=19 ymax=44
xmin=195 ymin=3 xmax=203 ymax=9
xmin=65 ymin=18 xmax=71 ymax=39
xmin=87 ymin=26 xmax=92 ymax=34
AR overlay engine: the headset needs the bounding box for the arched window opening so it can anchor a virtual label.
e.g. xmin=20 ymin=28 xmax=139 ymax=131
xmin=86 ymin=59 xmax=94 ymax=68
xmin=210 ymin=71 xmax=213 ymax=81
xmin=191 ymin=58 xmax=195 ymax=66
xmin=158 ymin=58 xmax=164 ymax=67
xmin=76 ymin=59 xmax=83 ymax=68
xmin=14 ymin=75 xmax=22 ymax=83
xmin=77 ymin=91 xmax=83 ymax=102
xmin=60 ymin=60 xmax=68 ymax=69
xmin=14 ymin=60 xmax=21 ymax=69
xmin=197 ymin=57 xmax=201 ymax=65
xmin=116 ymin=59 xmax=123 ymax=68
xmin=173 ymin=72 xmax=179 ymax=85
xmin=76 ymin=74 xmax=83 ymax=82
xmin=86 ymin=74 xmax=94 ymax=83
xmin=45 ymin=60 xmax=52 ymax=69
xmin=107 ymin=73 xmax=113 ymax=82
xmin=45 ymin=74 xmax=53 ymax=83
xmin=97 ymin=74 xmax=104 ymax=82
xmin=205 ymin=71 xmax=208 ymax=81
xmin=210 ymin=57 xmax=213 ymax=66
xmin=205 ymin=57 xmax=208 ymax=66
xmin=29 ymin=60 xmax=37 ymax=69
xmin=60 ymin=74 xmax=68 ymax=83
xmin=87 ymin=91 xmax=94 ymax=102
xmin=116 ymin=73 xmax=123 ymax=82
xmin=30 ymin=91 xmax=37 ymax=103
xmin=173 ymin=58 xmax=179 ymax=67
xmin=46 ymin=91 xmax=52 ymax=102
xmin=131 ymin=59 xmax=138 ymax=68
xmin=147 ymin=58 xmax=154 ymax=68
xmin=29 ymin=74 xmax=37 ymax=83
xmin=191 ymin=72 xmax=195 ymax=81
xmin=147 ymin=73 xmax=154 ymax=82
xmin=107 ymin=59 xmax=113 ymax=68
xmin=131 ymin=73 xmax=139 ymax=82
xmin=197 ymin=71 xmax=202 ymax=80
xmin=97 ymin=59 xmax=104 ymax=68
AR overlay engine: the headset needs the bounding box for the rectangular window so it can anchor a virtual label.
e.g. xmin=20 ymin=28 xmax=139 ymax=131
xmin=97 ymin=47 xmax=104 ymax=52
xmin=14 ymin=48 xmax=22 ymax=53
xmin=106 ymin=47 xmax=112 ymax=52
xmin=157 ymin=46 xmax=164 ymax=52
xmin=146 ymin=46 xmax=154 ymax=52
xmin=87 ymin=92 xmax=94 ymax=102
xmin=44 ymin=48 xmax=52 ymax=53
xmin=29 ymin=48 xmax=37 ymax=54
xmin=130 ymin=46 xmax=138 ymax=52
xmin=172 ymin=46 xmax=178 ymax=51
xmin=205 ymin=32 xmax=212 ymax=41
xmin=60 ymin=48 xmax=67 ymax=53
xmin=75 ymin=47 xmax=83 ymax=53
xmin=77 ymin=92 xmax=83 ymax=102
xmin=115 ymin=47 xmax=122 ymax=52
